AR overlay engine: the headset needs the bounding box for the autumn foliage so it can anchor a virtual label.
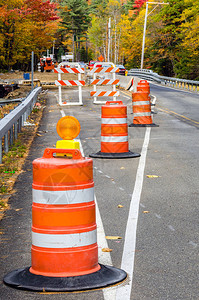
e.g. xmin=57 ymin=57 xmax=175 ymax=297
xmin=0 ymin=0 xmax=59 ymax=70
xmin=87 ymin=0 xmax=199 ymax=79
xmin=0 ymin=0 xmax=199 ymax=79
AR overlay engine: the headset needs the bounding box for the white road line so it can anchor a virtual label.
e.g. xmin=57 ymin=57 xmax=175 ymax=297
xmin=155 ymin=213 xmax=161 ymax=219
xmin=123 ymin=95 xmax=131 ymax=99
xmin=105 ymin=175 xmax=111 ymax=178
xmin=168 ymin=225 xmax=175 ymax=232
xmin=60 ymin=109 xmax=114 ymax=300
xmin=115 ymin=127 xmax=151 ymax=300
xmin=188 ymin=241 xmax=198 ymax=248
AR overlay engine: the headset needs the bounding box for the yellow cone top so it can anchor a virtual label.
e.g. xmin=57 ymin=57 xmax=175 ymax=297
xmin=56 ymin=116 xmax=81 ymax=140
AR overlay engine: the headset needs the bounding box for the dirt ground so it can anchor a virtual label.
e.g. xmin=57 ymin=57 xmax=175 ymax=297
xmin=0 ymin=71 xmax=81 ymax=83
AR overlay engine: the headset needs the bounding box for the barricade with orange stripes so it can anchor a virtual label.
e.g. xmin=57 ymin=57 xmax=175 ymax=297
xmin=54 ymin=62 xmax=85 ymax=106
xmin=90 ymin=101 xmax=140 ymax=158
xmin=90 ymin=62 xmax=120 ymax=104
xmin=129 ymin=91 xmax=158 ymax=127
xmin=4 ymin=144 xmax=127 ymax=291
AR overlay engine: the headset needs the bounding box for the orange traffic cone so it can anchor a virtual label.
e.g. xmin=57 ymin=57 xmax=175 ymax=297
xmin=129 ymin=91 xmax=158 ymax=127
xmin=4 ymin=119 xmax=127 ymax=292
xmin=90 ymin=101 xmax=140 ymax=158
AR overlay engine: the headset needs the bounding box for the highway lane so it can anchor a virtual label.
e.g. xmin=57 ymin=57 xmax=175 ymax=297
xmin=0 ymin=85 xmax=198 ymax=299
xmin=53 ymin=86 xmax=199 ymax=299
xmin=150 ymin=83 xmax=199 ymax=127
xmin=131 ymin=84 xmax=199 ymax=299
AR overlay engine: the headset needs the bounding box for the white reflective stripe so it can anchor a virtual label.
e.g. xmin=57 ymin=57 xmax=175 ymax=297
xmin=32 ymin=187 xmax=94 ymax=205
xmin=101 ymin=136 xmax=128 ymax=142
xmin=101 ymin=118 xmax=127 ymax=124
xmin=133 ymin=101 xmax=150 ymax=105
xmin=32 ymin=230 xmax=97 ymax=248
xmin=134 ymin=112 xmax=151 ymax=117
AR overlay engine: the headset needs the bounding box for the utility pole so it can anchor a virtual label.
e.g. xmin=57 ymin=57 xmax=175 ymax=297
xmin=107 ymin=18 xmax=111 ymax=62
xmin=31 ymin=51 xmax=34 ymax=91
xmin=114 ymin=18 xmax=117 ymax=65
xmin=52 ymin=40 xmax=55 ymax=56
xmin=141 ymin=1 xmax=169 ymax=69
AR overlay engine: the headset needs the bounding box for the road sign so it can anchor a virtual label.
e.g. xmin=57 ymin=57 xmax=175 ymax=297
xmin=98 ymin=55 xmax=104 ymax=62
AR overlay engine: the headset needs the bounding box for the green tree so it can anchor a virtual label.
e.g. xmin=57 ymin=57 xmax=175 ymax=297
xmin=59 ymin=0 xmax=91 ymax=60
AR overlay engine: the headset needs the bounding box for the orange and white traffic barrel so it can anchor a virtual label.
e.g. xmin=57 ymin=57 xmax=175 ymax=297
xmin=4 ymin=117 xmax=127 ymax=292
xmin=137 ymin=80 xmax=150 ymax=94
xmin=90 ymin=101 xmax=140 ymax=158
xmin=31 ymin=148 xmax=98 ymax=278
xmin=129 ymin=91 xmax=158 ymax=127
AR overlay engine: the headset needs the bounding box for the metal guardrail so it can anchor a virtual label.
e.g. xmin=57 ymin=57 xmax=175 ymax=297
xmin=0 ymin=87 xmax=41 ymax=163
xmin=128 ymin=69 xmax=199 ymax=92
xmin=0 ymin=98 xmax=24 ymax=106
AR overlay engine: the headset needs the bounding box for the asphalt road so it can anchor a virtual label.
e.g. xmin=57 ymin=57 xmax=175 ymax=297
xmin=0 ymin=84 xmax=198 ymax=300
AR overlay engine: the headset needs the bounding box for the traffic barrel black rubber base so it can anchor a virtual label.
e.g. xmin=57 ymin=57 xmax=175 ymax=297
xmin=89 ymin=151 xmax=140 ymax=159
xmin=129 ymin=123 xmax=159 ymax=127
xmin=3 ymin=264 xmax=127 ymax=292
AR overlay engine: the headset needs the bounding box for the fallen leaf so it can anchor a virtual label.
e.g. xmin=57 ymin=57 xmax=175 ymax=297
xmin=118 ymin=204 xmax=124 ymax=208
xmin=146 ymin=175 xmax=160 ymax=178
xmin=105 ymin=236 xmax=122 ymax=240
xmin=120 ymin=167 xmax=125 ymax=170
xmin=36 ymin=133 xmax=42 ymax=137
xmin=15 ymin=208 xmax=23 ymax=212
xmin=143 ymin=211 xmax=150 ymax=214
xmin=102 ymin=248 xmax=112 ymax=252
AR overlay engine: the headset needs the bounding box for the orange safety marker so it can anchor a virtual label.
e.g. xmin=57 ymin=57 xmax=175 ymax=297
xmin=129 ymin=91 xmax=158 ymax=127
xmin=90 ymin=101 xmax=140 ymax=158
xmin=4 ymin=117 xmax=127 ymax=292
xmin=137 ymin=80 xmax=150 ymax=94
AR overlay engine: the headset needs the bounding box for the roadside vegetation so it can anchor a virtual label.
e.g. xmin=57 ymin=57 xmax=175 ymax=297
xmin=0 ymin=0 xmax=198 ymax=78
xmin=0 ymin=94 xmax=46 ymax=219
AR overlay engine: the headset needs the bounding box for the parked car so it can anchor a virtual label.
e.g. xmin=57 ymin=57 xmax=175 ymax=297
xmin=78 ymin=62 xmax=87 ymax=69
xmin=88 ymin=61 xmax=102 ymax=69
xmin=116 ymin=64 xmax=126 ymax=75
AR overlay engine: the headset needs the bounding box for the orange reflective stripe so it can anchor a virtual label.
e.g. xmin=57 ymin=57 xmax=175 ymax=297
xmin=32 ymin=202 xmax=96 ymax=228
xmin=101 ymin=124 xmax=128 ymax=135
xmin=133 ymin=116 xmax=153 ymax=124
xmin=30 ymin=243 xmax=100 ymax=277
xmin=101 ymin=142 xmax=128 ymax=153
xmin=133 ymin=106 xmax=151 ymax=113
xmin=32 ymin=159 xmax=93 ymax=188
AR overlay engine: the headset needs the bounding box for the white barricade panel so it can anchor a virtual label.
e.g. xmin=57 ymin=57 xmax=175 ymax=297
xmin=54 ymin=62 xmax=85 ymax=106
xmin=90 ymin=62 xmax=120 ymax=104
